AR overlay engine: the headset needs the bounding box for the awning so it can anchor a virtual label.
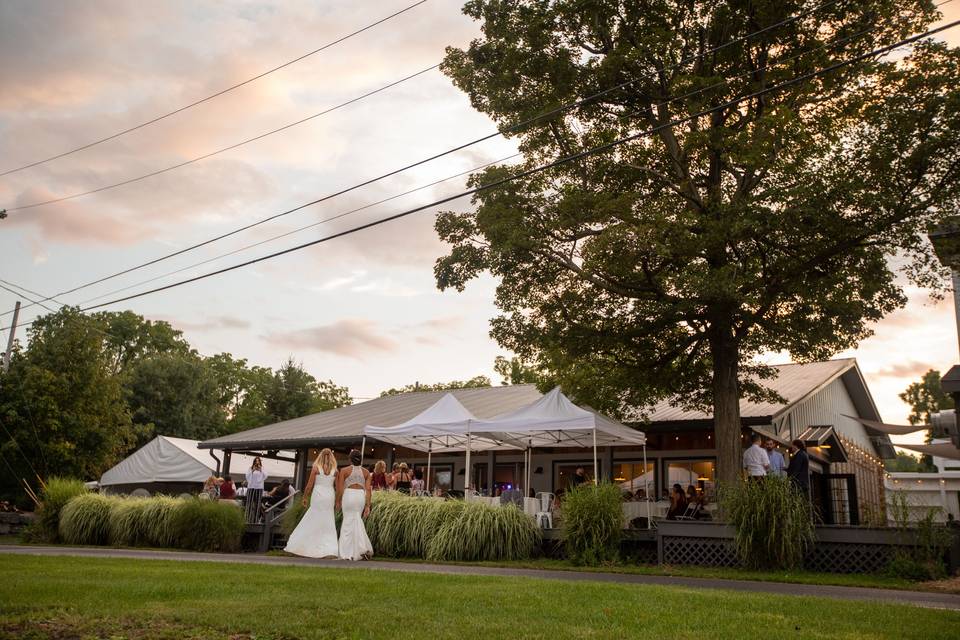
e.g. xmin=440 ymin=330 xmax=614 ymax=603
xmin=362 ymin=393 xmax=519 ymax=453
xmin=896 ymin=442 xmax=960 ymax=461
xmin=844 ymin=415 xmax=927 ymax=436
xmin=797 ymin=426 xmax=848 ymax=463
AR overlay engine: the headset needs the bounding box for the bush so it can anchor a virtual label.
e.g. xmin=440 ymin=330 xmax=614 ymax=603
xmin=428 ymin=501 xmax=540 ymax=562
xmin=108 ymin=498 xmax=151 ymax=547
xmin=886 ymin=491 xmax=951 ymax=580
xmin=561 ymin=483 xmax=623 ymax=565
xmin=718 ymin=475 xmax=814 ymax=570
xmin=366 ymin=492 xmax=539 ymax=561
xmin=59 ymin=493 xmax=115 ymax=546
xmin=171 ymin=498 xmax=245 ymax=552
xmin=141 ymin=495 xmax=182 ymax=549
xmin=281 ymin=499 xmax=307 ymax=537
xmin=27 ymin=477 xmax=88 ymax=543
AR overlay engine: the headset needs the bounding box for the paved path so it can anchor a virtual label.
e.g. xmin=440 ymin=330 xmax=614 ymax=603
xmin=3 ymin=544 xmax=959 ymax=611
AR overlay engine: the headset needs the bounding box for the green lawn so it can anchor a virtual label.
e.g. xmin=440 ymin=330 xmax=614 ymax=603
xmin=1 ymin=555 xmax=958 ymax=639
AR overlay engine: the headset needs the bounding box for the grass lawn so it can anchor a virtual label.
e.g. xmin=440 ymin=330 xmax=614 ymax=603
xmin=1 ymin=555 xmax=958 ymax=639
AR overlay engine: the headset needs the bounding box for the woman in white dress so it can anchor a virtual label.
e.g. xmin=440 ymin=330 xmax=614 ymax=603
xmin=284 ymin=448 xmax=339 ymax=559
xmin=336 ymin=449 xmax=373 ymax=560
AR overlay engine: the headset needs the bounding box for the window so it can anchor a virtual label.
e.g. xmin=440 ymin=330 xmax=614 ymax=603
xmin=665 ymin=459 xmax=716 ymax=499
xmin=612 ymin=462 xmax=655 ymax=498
xmin=412 ymin=463 xmax=452 ymax=493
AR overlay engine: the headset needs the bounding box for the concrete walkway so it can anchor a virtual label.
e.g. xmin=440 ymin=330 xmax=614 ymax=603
xmin=3 ymin=544 xmax=959 ymax=611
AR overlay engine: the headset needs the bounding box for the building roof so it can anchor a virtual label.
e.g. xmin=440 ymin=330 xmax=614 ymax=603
xmin=644 ymin=359 xmax=879 ymax=423
xmin=199 ymin=385 xmax=544 ymax=450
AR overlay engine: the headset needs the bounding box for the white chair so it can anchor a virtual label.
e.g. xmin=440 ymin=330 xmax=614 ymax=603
xmin=534 ymin=491 xmax=555 ymax=529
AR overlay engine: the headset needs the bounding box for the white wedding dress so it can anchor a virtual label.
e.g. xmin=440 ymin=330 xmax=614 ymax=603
xmin=284 ymin=466 xmax=339 ymax=559
xmin=338 ymin=465 xmax=373 ymax=561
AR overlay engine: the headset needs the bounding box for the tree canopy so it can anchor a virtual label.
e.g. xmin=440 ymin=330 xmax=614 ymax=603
xmin=379 ymin=375 xmax=492 ymax=397
xmin=436 ymin=1 xmax=960 ymax=482
xmin=899 ymin=368 xmax=955 ymax=444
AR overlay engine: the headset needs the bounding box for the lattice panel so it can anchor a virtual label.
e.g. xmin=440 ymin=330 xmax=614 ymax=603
xmin=623 ymin=541 xmax=658 ymax=565
xmin=804 ymin=542 xmax=900 ymax=574
xmin=662 ymin=536 xmax=738 ymax=567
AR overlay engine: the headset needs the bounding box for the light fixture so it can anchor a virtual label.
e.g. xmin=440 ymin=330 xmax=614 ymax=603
xmin=614 ymin=475 xmax=626 ymax=482
xmin=697 ymin=476 xmax=709 ymax=481
xmin=819 ymin=444 xmax=831 ymax=449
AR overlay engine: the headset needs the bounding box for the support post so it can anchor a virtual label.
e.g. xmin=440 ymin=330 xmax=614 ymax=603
xmin=487 ymin=450 xmax=495 ymax=495
xmin=605 ymin=446 xmax=614 ymax=482
xmin=592 ymin=427 xmax=598 ymax=484
xmin=644 ymin=444 xmax=651 ymax=529
xmin=464 ymin=429 xmax=472 ymax=492
xmin=2 ymin=301 xmax=20 ymax=373
xmin=222 ymin=450 xmax=233 ymax=479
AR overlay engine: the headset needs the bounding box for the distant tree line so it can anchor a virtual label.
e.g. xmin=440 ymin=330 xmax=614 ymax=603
xmin=0 ymin=307 xmax=350 ymax=505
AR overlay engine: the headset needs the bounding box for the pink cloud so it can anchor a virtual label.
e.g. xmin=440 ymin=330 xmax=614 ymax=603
xmin=262 ymin=318 xmax=398 ymax=359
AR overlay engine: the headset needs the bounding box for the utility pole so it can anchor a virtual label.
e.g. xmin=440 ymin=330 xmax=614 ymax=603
xmin=2 ymin=301 xmax=20 ymax=373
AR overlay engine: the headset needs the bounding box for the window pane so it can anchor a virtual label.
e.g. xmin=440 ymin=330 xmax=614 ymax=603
xmin=612 ymin=462 xmax=654 ymax=498
xmin=666 ymin=460 xmax=716 ymax=499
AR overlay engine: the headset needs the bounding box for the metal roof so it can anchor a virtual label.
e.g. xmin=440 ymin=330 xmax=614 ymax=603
xmin=199 ymin=385 xmax=544 ymax=450
xmin=643 ymin=359 xmax=864 ymax=422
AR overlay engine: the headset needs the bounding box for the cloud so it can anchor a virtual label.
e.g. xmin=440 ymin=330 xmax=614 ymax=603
xmin=868 ymin=361 xmax=937 ymax=379
xmin=150 ymin=314 xmax=251 ymax=332
xmin=262 ymin=318 xmax=399 ymax=359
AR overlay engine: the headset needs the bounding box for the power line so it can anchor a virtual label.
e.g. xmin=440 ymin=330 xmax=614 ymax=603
xmin=6 ymin=63 xmax=440 ymax=212
xmin=1 ymin=0 xmax=842 ymax=317
xmin=74 ymin=9 xmax=903 ymax=309
xmin=0 ymin=0 xmax=429 ymax=178
xmin=58 ymin=20 xmax=959 ymax=316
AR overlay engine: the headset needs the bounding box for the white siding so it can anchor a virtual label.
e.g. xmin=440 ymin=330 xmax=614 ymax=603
xmin=784 ymin=378 xmax=875 ymax=451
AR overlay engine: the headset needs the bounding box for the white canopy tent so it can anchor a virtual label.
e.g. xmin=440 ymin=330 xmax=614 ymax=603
xmin=100 ymin=435 xmax=294 ymax=492
xmin=362 ymin=394 xmax=521 ymax=492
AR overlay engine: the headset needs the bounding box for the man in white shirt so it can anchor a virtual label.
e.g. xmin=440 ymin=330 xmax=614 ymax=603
xmin=742 ymin=433 xmax=771 ymax=480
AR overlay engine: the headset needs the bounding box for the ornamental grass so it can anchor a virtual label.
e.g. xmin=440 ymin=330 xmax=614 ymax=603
xmin=141 ymin=495 xmax=182 ymax=549
xmin=170 ymin=498 xmax=245 ymax=552
xmin=560 ymin=482 xmax=624 ymax=565
xmin=58 ymin=493 xmax=114 ymax=546
xmin=107 ymin=497 xmax=151 ymax=547
xmin=28 ymin=477 xmax=88 ymax=543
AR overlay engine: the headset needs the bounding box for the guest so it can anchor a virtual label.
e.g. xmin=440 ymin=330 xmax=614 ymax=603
xmin=666 ymin=484 xmax=688 ymax=520
xmin=219 ymin=477 xmax=237 ymax=500
xmin=264 ymin=479 xmax=294 ymax=509
xmin=371 ymin=460 xmax=388 ymax=491
xmin=245 ymin=457 xmax=268 ymax=522
xmin=786 ymin=439 xmax=810 ymax=497
xmin=742 ymin=433 xmax=770 ymax=480
xmin=685 ymin=485 xmax=698 ymax=504
xmin=570 ymin=466 xmax=588 ymax=489
xmin=395 ymin=463 xmax=413 ymax=493
xmin=765 ymin=439 xmax=786 ymax=477
xmin=388 ymin=462 xmax=400 ymax=490
xmin=634 ymin=489 xmax=647 ymax=501
xmin=201 ymin=476 xmax=219 ymax=500
xmin=411 ymin=468 xmax=426 ymax=494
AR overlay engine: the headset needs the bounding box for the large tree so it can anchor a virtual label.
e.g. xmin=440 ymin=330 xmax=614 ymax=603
xmin=435 ymin=1 xmax=960 ymax=483
xmin=0 ymin=308 xmax=134 ymax=502
xmin=379 ymin=375 xmax=493 ymax=397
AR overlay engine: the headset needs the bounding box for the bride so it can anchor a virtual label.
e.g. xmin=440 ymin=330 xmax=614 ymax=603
xmin=336 ymin=449 xmax=373 ymax=560
xmin=284 ymin=448 xmax=339 ymax=559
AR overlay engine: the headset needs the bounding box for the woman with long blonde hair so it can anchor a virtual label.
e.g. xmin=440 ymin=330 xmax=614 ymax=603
xmin=284 ymin=448 xmax=339 ymax=558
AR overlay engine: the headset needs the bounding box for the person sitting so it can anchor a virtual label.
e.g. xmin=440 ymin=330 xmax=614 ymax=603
xmin=201 ymin=476 xmax=219 ymax=500
xmin=623 ymin=490 xmax=634 ymax=502
xmin=218 ymin=477 xmax=237 ymax=501
xmin=371 ymin=460 xmax=388 ymax=491
xmin=411 ymin=468 xmax=426 ymax=494
xmin=264 ymin=480 xmax=294 ymax=509
xmin=666 ymin=484 xmax=688 ymax=520
xmin=634 ymin=489 xmax=647 ymax=501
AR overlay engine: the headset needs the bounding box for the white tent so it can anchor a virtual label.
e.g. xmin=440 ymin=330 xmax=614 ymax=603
xmin=471 ymin=387 xmax=648 ymax=498
xmin=362 ymin=394 xmax=521 ymax=492
xmin=100 ymin=435 xmax=294 ymax=491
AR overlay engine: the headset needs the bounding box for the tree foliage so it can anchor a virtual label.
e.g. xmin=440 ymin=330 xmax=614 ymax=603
xmin=899 ymin=369 xmax=955 ymax=433
xmin=436 ymin=0 xmax=960 ymax=482
xmin=379 ymin=375 xmax=492 ymax=397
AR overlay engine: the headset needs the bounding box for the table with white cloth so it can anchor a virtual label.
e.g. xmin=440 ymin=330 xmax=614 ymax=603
xmin=621 ymin=501 xmax=670 ymax=526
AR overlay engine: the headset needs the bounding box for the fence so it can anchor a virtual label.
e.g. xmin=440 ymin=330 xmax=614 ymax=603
xmin=656 ymin=520 xmax=960 ymax=573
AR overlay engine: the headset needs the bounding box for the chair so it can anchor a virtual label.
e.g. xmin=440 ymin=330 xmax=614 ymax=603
xmin=675 ymin=501 xmax=701 ymax=521
xmin=534 ymin=491 xmax=555 ymax=529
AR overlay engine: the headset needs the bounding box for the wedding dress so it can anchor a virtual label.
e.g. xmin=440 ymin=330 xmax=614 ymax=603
xmin=284 ymin=466 xmax=339 ymax=558
xmin=338 ymin=465 xmax=373 ymax=560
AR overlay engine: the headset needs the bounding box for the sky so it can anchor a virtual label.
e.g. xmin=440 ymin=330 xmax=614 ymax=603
xmin=0 ymin=1 xmax=958 ymax=447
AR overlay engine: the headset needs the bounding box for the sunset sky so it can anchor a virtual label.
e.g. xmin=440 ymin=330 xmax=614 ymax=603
xmin=1 ymin=1 xmax=958 ymax=446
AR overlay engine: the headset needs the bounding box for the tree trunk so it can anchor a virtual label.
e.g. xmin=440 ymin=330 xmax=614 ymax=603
xmin=710 ymin=324 xmax=742 ymax=487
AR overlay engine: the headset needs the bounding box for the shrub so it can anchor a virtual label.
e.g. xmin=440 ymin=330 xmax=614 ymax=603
xmin=886 ymin=491 xmax=951 ymax=580
xmin=171 ymin=498 xmax=245 ymax=552
xmin=427 ymin=501 xmax=539 ymax=562
xmin=142 ymin=495 xmax=182 ymax=549
xmin=108 ymin=498 xmax=151 ymax=547
xmin=366 ymin=492 xmax=538 ymax=561
xmin=59 ymin=493 xmax=115 ymax=546
xmin=28 ymin=477 xmax=88 ymax=543
xmin=281 ymin=499 xmax=307 ymax=537
xmin=561 ymin=483 xmax=623 ymax=565
xmin=718 ymin=475 xmax=814 ymax=570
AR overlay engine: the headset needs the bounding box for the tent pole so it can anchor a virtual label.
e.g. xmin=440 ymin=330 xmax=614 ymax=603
xmin=643 ymin=443 xmax=651 ymax=530
xmin=592 ymin=427 xmax=598 ymax=485
xmin=426 ymin=445 xmax=432 ymax=494
xmin=465 ymin=427 xmax=472 ymax=492
xmin=360 ymin=436 xmax=366 ymax=466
